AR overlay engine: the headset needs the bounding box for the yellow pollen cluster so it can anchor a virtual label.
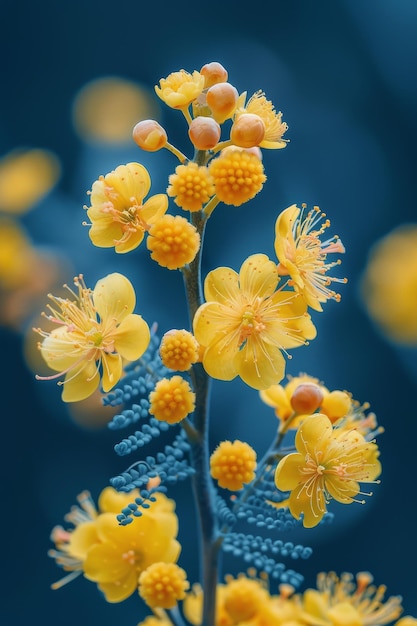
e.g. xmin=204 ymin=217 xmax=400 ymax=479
xmin=159 ymin=329 xmax=200 ymax=371
xmin=147 ymin=214 xmax=200 ymax=269
xmin=138 ymin=562 xmax=190 ymax=609
xmin=208 ymin=148 xmax=266 ymax=206
xmin=223 ymin=576 xmax=267 ymax=622
xmin=149 ymin=375 xmax=196 ymax=424
xmin=167 ymin=162 xmax=215 ymax=212
xmin=210 ymin=440 xmax=257 ymax=491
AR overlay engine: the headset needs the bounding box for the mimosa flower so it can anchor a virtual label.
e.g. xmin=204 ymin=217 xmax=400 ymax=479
xmin=208 ymin=147 xmax=266 ymax=206
xmin=147 ymin=214 xmax=200 ymax=269
xmin=301 ymin=571 xmax=403 ymax=626
xmin=167 ymin=162 xmax=215 ymax=212
xmin=35 ymin=273 xmax=150 ymax=402
xmin=159 ymin=329 xmax=200 ymax=371
xmin=85 ymin=162 xmax=168 ymax=254
xmin=149 ymin=375 xmax=196 ymax=424
xmin=237 ymin=90 xmax=288 ymax=149
xmin=210 ymin=440 xmax=257 ymax=491
xmin=193 ymin=254 xmax=317 ymax=390
xmin=155 ymin=69 xmax=205 ymax=110
xmin=274 ymin=414 xmax=381 ymax=528
xmin=139 ymin=562 xmax=190 ymax=609
xmin=223 ymin=576 xmax=269 ymax=622
xmin=274 ymin=204 xmax=346 ymax=311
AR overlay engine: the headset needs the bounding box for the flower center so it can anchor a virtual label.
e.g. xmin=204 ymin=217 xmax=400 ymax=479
xmin=238 ymin=309 xmax=266 ymax=346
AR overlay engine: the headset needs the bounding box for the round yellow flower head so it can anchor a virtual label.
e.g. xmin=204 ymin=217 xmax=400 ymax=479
xmin=208 ymin=147 xmax=266 ymax=206
xmin=200 ymin=61 xmax=228 ymax=88
xmin=188 ymin=116 xmax=221 ymax=151
xmin=206 ymin=82 xmax=239 ymax=123
xmin=85 ymin=162 xmax=168 ymax=254
xmin=159 ymin=329 xmax=200 ymax=371
xmin=223 ymin=575 xmax=268 ymax=622
xmin=34 ymin=273 xmax=151 ymax=402
xmin=155 ymin=69 xmax=205 ymax=110
xmin=149 ymin=375 xmax=196 ymax=424
xmin=132 ymin=120 xmax=168 ymax=152
xmin=210 ymin=439 xmax=257 ymax=491
xmin=230 ymin=113 xmax=266 ymax=148
xmin=361 ymin=224 xmax=417 ymax=345
xmin=274 ymin=414 xmax=381 ymax=527
xmin=147 ymin=214 xmax=201 ymax=269
xmin=139 ymin=562 xmax=190 ymax=609
xmin=167 ymin=162 xmax=215 ymax=212
xmin=396 ymin=619 xmax=417 ymax=626
xmin=138 ymin=617 xmax=172 ymax=626
xmin=238 ymin=90 xmax=288 ymax=149
xmin=275 ymin=203 xmax=347 ymax=311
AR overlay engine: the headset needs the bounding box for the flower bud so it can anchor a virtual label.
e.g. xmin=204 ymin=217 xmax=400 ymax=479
xmin=188 ymin=116 xmax=221 ymax=150
xmin=230 ymin=113 xmax=265 ymax=148
xmin=290 ymin=383 xmax=324 ymax=414
xmin=206 ymin=82 xmax=239 ymax=123
xmin=132 ymin=119 xmax=167 ymax=151
xmin=321 ymin=390 xmax=351 ymax=421
xmin=200 ymin=61 xmax=228 ymax=88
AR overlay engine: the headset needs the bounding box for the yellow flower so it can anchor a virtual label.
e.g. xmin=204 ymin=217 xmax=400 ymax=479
xmin=236 ymin=90 xmax=288 ymax=149
xmin=193 ymin=253 xmax=316 ymax=390
xmin=85 ymin=162 xmax=168 ymax=254
xmin=274 ymin=414 xmax=381 ymax=528
xmin=274 ymin=204 xmax=346 ymax=311
xmin=155 ymin=69 xmax=205 ymax=110
xmin=139 ymin=562 xmax=190 ymax=609
xmin=159 ymin=329 xmax=200 ymax=371
xmin=301 ymin=571 xmax=403 ymax=626
xmin=210 ymin=440 xmax=257 ymax=491
xmin=147 ymin=214 xmax=200 ymax=269
xmin=260 ymin=374 xmax=327 ymax=427
xmin=149 ymin=375 xmax=196 ymax=424
xmin=208 ymin=147 xmax=266 ymax=206
xmin=167 ymin=162 xmax=215 ymax=212
xmin=35 ymin=273 xmax=150 ymax=402
xmin=361 ymin=224 xmax=417 ymax=345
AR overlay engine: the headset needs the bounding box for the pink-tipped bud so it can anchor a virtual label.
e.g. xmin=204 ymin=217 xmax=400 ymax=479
xmin=290 ymin=383 xmax=324 ymax=414
xmin=132 ymin=119 xmax=167 ymax=151
xmin=230 ymin=113 xmax=265 ymax=148
xmin=200 ymin=61 xmax=228 ymax=88
xmin=188 ymin=116 xmax=221 ymax=150
xmin=206 ymin=82 xmax=239 ymax=123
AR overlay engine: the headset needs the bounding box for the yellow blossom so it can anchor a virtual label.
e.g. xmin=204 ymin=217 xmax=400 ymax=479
xmin=34 ymin=273 xmax=150 ymax=402
xmin=147 ymin=214 xmax=200 ymax=269
xmin=361 ymin=224 xmax=417 ymax=345
xmin=301 ymin=571 xmax=403 ymax=626
xmin=193 ymin=254 xmax=316 ymax=390
xmin=273 ymin=414 xmax=381 ymax=528
xmin=149 ymin=375 xmax=196 ymax=424
xmin=236 ymin=90 xmax=288 ymax=149
xmin=206 ymin=82 xmax=239 ymax=123
xmin=208 ymin=147 xmax=266 ymax=206
xmin=210 ymin=440 xmax=257 ymax=491
xmin=155 ymin=69 xmax=205 ymax=110
xmin=159 ymin=329 xmax=200 ymax=371
xmin=274 ymin=204 xmax=346 ymax=311
xmin=133 ymin=120 xmax=168 ymax=152
xmin=85 ymin=162 xmax=168 ymax=254
xmin=200 ymin=61 xmax=228 ymax=88
xmin=139 ymin=562 xmax=190 ymax=609
xmin=167 ymin=162 xmax=215 ymax=212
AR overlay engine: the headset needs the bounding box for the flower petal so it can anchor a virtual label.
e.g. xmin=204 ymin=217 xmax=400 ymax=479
xmin=61 ymin=361 xmax=100 ymax=402
xmin=274 ymin=204 xmax=299 ymax=263
xmin=274 ymin=453 xmax=304 ymax=491
xmin=141 ymin=193 xmax=169 ymax=224
xmin=235 ymin=338 xmax=285 ymax=389
xmin=295 ymin=414 xmax=333 ymax=455
xmin=93 ymin=273 xmax=136 ymax=322
xmin=97 ymin=571 xmax=139 ymax=603
xmin=239 ymin=253 xmax=278 ymax=301
xmin=113 ymin=314 xmax=150 ymax=361
xmin=288 ymin=484 xmax=326 ymax=528
xmin=88 ymin=219 xmax=125 ymax=248
xmin=105 ymin=162 xmax=151 ymax=206
xmin=68 ymin=521 xmax=100 ymax=561
xmin=203 ymin=267 xmax=240 ymax=304
xmin=101 ymin=352 xmax=122 ymax=392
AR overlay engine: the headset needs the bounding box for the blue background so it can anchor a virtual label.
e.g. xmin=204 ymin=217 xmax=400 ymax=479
xmin=1 ymin=1 xmax=417 ymax=624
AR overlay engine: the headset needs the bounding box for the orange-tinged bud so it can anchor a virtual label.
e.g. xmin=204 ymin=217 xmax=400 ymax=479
xmin=132 ymin=119 xmax=167 ymax=151
xmin=188 ymin=116 xmax=221 ymax=150
xmin=290 ymin=383 xmax=324 ymax=414
xmin=206 ymin=82 xmax=239 ymax=123
xmin=200 ymin=61 xmax=228 ymax=88
xmin=230 ymin=113 xmax=266 ymax=148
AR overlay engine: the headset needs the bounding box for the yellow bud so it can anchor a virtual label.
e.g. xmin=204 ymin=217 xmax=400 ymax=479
xmin=290 ymin=382 xmax=324 ymax=414
xmin=230 ymin=113 xmax=265 ymax=148
xmin=188 ymin=116 xmax=221 ymax=150
xmin=132 ymin=119 xmax=167 ymax=151
xmin=321 ymin=390 xmax=351 ymax=421
xmin=206 ymin=82 xmax=239 ymax=123
xmin=200 ymin=61 xmax=228 ymax=88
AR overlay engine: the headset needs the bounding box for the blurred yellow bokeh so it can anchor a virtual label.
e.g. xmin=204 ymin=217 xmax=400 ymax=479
xmin=72 ymin=76 xmax=160 ymax=144
xmin=361 ymin=224 xmax=417 ymax=345
xmin=0 ymin=148 xmax=61 ymax=214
